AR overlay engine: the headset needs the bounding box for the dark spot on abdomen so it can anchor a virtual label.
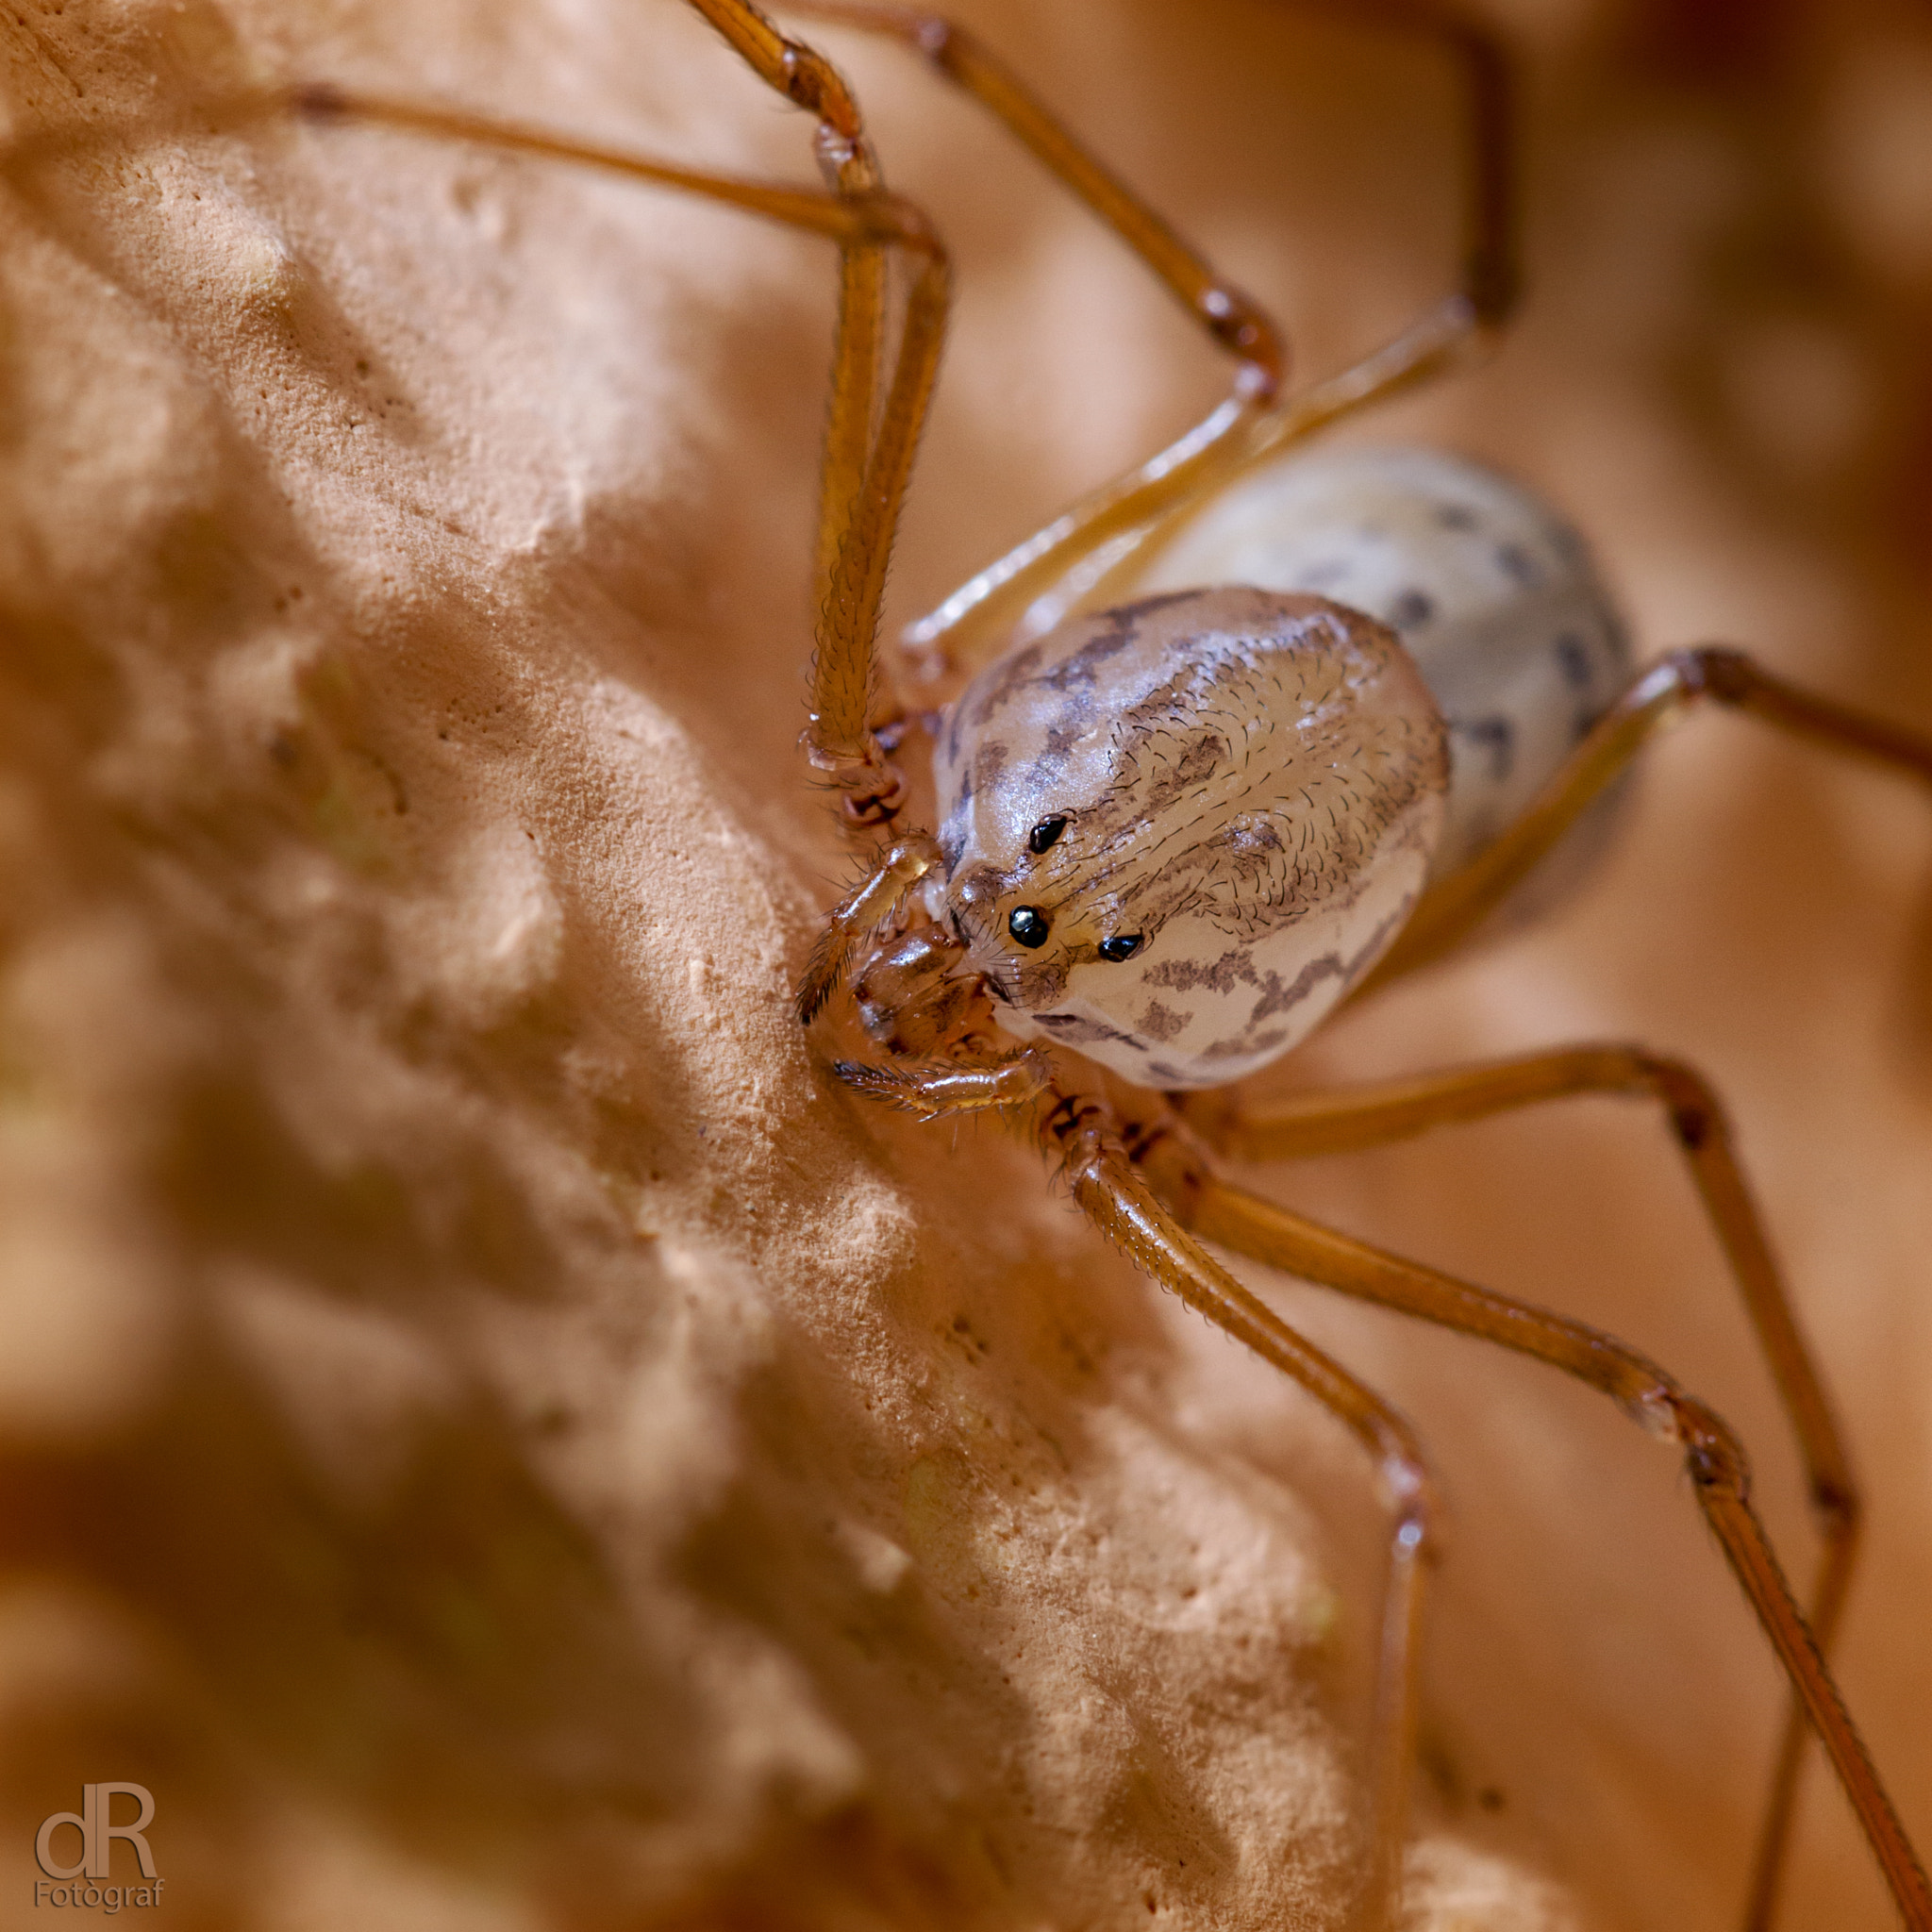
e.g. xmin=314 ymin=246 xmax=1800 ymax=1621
xmin=1554 ymin=631 xmax=1593 ymax=690
xmin=1454 ymin=714 xmax=1516 ymax=783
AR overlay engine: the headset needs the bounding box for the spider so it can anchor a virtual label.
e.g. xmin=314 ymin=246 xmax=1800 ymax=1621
xmin=17 ymin=0 xmax=1928 ymax=1924
xmin=659 ymin=8 xmax=1932 ymax=1927
xmin=253 ymin=2 xmax=1931 ymax=1924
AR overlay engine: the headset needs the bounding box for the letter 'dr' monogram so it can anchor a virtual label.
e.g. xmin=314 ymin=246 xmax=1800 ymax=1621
xmin=34 ymin=1784 xmax=158 ymax=1880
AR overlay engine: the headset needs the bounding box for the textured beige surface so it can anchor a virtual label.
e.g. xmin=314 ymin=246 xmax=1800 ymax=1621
xmin=1 ymin=2 xmax=1928 ymax=1928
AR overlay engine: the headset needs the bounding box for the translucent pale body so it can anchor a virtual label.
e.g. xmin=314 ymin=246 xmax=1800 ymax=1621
xmin=1140 ymin=445 xmax=1631 ymax=874
xmin=933 ymin=589 xmax=1446 ymax=1089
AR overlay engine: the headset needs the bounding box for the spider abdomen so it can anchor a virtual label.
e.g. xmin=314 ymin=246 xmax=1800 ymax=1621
xmin=1140 ymin=444 xmax=1631 ymax=876
xmin=933 ymin=587 xmax=1447 ymax=1090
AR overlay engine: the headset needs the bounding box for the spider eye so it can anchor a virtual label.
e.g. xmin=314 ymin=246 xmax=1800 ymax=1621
xmin=1008 ymin=907 xmax=1050 ymax=949
xmin=1098 ymin=934 xmax=1142 ymax=962
xmin=1027 ymin=815 xmax=1068 ymax=855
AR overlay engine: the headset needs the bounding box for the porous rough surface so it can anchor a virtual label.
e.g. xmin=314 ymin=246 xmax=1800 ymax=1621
xmin=2 ymin=3 xmax=1929 ymax=1930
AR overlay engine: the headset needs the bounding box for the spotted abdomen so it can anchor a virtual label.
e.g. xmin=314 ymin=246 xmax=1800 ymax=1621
xmin=1140 ymin=444 xmax=1631 ymax=876
xmin=933 ymin=588 xmax=1447 ymax=1090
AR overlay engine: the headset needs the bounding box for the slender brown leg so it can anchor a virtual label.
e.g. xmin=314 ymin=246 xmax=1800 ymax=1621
xmin=1135 ymin=1133 xmax=1932 ymax=1931
xmin=774 ymin=1 xmax=1289 ymax=684
xmin=830 ymin=1045 xmax=1054 ymax=1114
xmin=1360 ymin=646 xmax=1932 ymax=992
xmin=1185 ymin=1042 xmax=1858 ymax=1929
xmin=1041 ymin=1089 xmax=1435 ymax=1931
xmin=782 ymin=3 xmax=1517 ymax=678
xmin=783 ymin=0 xmax=1287 ymax=388
xmin=285 ymin=1 xmax=947 ymax=833
xmin=795 ymin=832 xmax=942 ymax=1021
xmin=686 ymin=0 xmax=952 ymax=825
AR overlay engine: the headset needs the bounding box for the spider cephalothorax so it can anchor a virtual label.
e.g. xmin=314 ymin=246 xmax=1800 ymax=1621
xmin=928 ymin=587 xmax=1447 ymax=1085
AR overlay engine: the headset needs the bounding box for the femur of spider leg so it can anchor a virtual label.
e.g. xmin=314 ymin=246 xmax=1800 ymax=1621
xmin=1177 ymin=1171 xmax=1932 ymax=1929
xmin=1049 ymin=1088 xmax=1438 ymax=1929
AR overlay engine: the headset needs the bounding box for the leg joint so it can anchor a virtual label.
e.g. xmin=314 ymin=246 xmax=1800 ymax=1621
xmin=1673 ymin=1393 xmax=1754 ymax=1499
xmin=1379 ymin=1442 xmax=1441 ymax=1559
xmin=1666 ymin=644 xmax=1756 ymax=706
xmin=1118 ymin=1107 xmax=1214 ymax=1223
xmin=1043 ymin=1088 xmax=1108 ymax=1162
xmin=1199 ymin=285 xmax=1284 ymax=394
xmin=1813 ymin=1471 xmax=1862 ymax=1547
xmin=1629 ymin=1050 xmax=1728 ymax=1151
xmin=782 ymin=41 xmax=863 ymax=140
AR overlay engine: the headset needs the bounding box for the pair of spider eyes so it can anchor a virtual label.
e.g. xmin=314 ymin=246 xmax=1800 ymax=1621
xmin=1014 ymin=817 xmax=1139 ymax=958
xmin=1006 ymin=905 xmax=1141 ymax=961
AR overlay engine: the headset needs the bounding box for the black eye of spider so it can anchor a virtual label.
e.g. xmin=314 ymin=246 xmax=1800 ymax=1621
xmin=1098 ymin=934 xmax=1142 ymax=962
xmin=1008 ymin=906 xmax=1050 ymax=948
xmin=1027 ymin=815 xmax=1068 ymax=855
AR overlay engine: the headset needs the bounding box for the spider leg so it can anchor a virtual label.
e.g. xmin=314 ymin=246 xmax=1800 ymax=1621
xmin=831 ymin=1047 xmax=1053 ymax=1118
xmin=814 ymin=3 xmax=1516 ymax=680
xmin=774 ymin=2 xmax=1287 ymax=690
xmin=258 ymin=2 xmax=941 ymax=833
xmin=1134 ymin=1127 xmax=1932 ymax=1932
xmin=1181 ymin=1042 xmax=1857 ymax=1930
xmin=1361 ymin=646 xmax=1932 ymax=991
xmin=1047 ymin=1090 xmax=1436 ymax=1932
xmin=795 ymin=831 xmax=942 ymax=1023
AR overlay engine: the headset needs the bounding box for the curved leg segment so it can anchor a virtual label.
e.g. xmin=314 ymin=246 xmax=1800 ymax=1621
xmin=1363 ymin=646 xmax=1932 ymax=991
xmin=1048 ymin=1091 xmax=1435 ymax=1932
xmin=1186 ymin=1041 xmax=1859 ymax=1927
xmin=689 ymin=0 xmax=948 ymax=826
xmin=791 ymin=2 xmax=1519 ymax=678
xmin=289 ymin=1 xmax=947 ymax=833
xmin=775 ymin=0 xmax=1288 ymax=685
xmin=1141 ymin=1139 xmax=1932 ymax=1931
xmin=795 ymin=833 xmax=942 ymax=1022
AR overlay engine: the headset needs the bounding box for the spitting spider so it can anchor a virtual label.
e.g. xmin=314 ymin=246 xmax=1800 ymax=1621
xmin=19 ymin=0 xmax=1930 ymax=1924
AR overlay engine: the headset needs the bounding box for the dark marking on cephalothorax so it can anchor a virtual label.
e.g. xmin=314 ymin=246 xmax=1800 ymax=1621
xmin=1391 ymin=588 xmax=1435 ymax=628
xmin=1292 ymin=557 xmax=1350 ymax=592
xmin=1032 ymin=1011 xmax=1144 ymax=1050
xmin=1250 ymin=957 xmax=1342 ymax=1026
xmin=1202 ymin=1026 xmax=1287 ymax=1061
xmin=962 ymin=639 xmax=1047 ymax=732
xmin=972 ymin=737 xmax=1011 ymax=799
xmin=1246 ymin=897 xmax=1414 ymax=1030
xmin=1108 ymin=589 xmax=1209 ymax=625
xmin=1436 ymin=502 xmax=1478 ymax=532
xmin=1138 ymin=1000 xmax=1189 ymax=1043
xmin=1142 ymin=948 xmax=1259 ymax=996
xmin=1041 ymin=621 xmax=1136 ymax=692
